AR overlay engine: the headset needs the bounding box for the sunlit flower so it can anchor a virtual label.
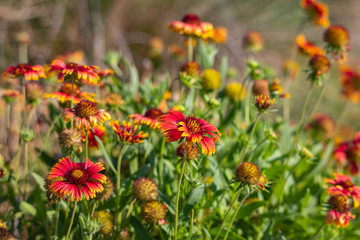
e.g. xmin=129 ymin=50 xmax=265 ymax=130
xmin=334 ymin=133 xmax=360 ymax=175
xmin=339 ymin=65 xmax=360 ymax=103
xmin=300 ymin=0 xmax=330 ymax=28
xmin=176 ymin=142 xmax=199 ymax=160
xmin=159 ymin=111 xmax=221 ymax=156
xmin=25 ymin=81 xmax=43 ymax=105
xmin=47 ymin=157 xmax=106 ymax=201
xmin=305 ymin=113 xmax=335 ymax=139
xmin=129 ymin=108 xmax=164 ymax=130
xmin=210 ymin=27 xmax=228 ymax=43
xmin=201 ymin=69 xmax=221 ymax=91
xmin=225 ymin=82 xmax=246 ymax=102
xmin=59 ymin=128 xmax=83 ymax=155
xmin=3 ymin=63 xmax=46 ymax=81
xmin=325 ymin=195 xmax=355 ymax=228
xmin=63 ymin=100 xmax=111 ymax=129
xmin=49 ymin=59 xmax=99 ymax=85
xmin=142 ymin=201 xmax=168 ymax=225
xmin=324 ymin=25 xmax=350 ymax=48
xmin=110 ymin=120 xmax=148 ymax=144
xmin=168 ymin=14 xmax=214 ymax=39
xmin=2 ymin=89 xmax=22 ymax=104
xmin=243 ymin=31 xmax=264 ymax=53
xmin=252 ymin=79 xmax=270 ymax=97
xmin=95 ymin=210 xmax=114 ymax=235
xmin=325 ymin=173 xmax=360 ymax=208
xmin=82 ymin=124 xmax=107 ymax=149
xmin=255 ymin=95 xmax=274 ymax=112
xmin=133 ymin=177 xmax=158 ymax=202
xmin=235 ymin=162 xmax=267 ymax=190
xmin=283 ymin=60 xmax=299 ymax=81
xmin=296 ymin=34 xmax=325 ymax=57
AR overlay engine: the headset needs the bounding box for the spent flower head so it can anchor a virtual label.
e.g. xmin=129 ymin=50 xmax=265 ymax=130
xmin=243 ymin=31 xmax=264 ymax=53
xmin=176 ymin=142 xmax=200 ymax=160
xmin=142 ymin=201 xmax=168 ymax=225
xmin=132 ymin=177 xmax=158 ymax=202
xmin=59 ymin=128 xmax=83 ymax=155
xmin=235 ymin=162 xmax=267 ymax=190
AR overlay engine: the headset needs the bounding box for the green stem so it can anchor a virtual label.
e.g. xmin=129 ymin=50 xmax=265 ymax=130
xmin=224 ymin=191 xmax=251 ymax=240
xmin=62 ymin=201 xmax=70 ymax=236
xmin=174 ymin=143 xmax=188 ymax=240
xmin=116 ymin=144 xmax=125 ymax=229
xmin=309 ymin=222 xmax=325 ymax=240
xmin=23 ymin=142 xmax=29 ymax=200
xmin=85 ymin=130 xmax=89 ymax=160
xmin=54 ymin=201 xmax=60 ymax=240
xmin=4 ymin=104 xmax=11 ymax=163
xmin=188 ymin=36 xmax=193 ymax=62
xmin=71 ymin=79 xmax=74 ymax=128
xmin=214 ymin=185 xmax=244 ymax=240
xmin=185 ymin=209 xmax=194 ymax=240
xmin=247 ymin=138 xmax=267 ymax=163
xmin=158 ymin=138 xmax=166 ymax=188
xmin=65 ymin=201 xmax=78 ymax=240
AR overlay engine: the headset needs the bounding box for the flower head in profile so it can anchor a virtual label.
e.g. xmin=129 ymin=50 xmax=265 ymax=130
xmin=325 ymin=194 xmax=355 ymax=228
xmin=47 ymin=157 xmax=107 ymax=201
xmin=82 ymin=124 xmax=107 ymax=149
xmin=296 ymin=34 xmax=325 ymax=57
xmin=129 ymin=108 xmax=164 ymax=130
xmin=44 ymin=82 xmax=95 ymax=105
xmin=252 ymin=79 xmax=269 ymax=97
xmin=181 ymin=61 xmax=201 ymax=77
xmin=235 ymin=162 xmax=267 ymax=190
xmin=159 ymin=111 xmax=221 ymax=156
xmin=255 ymin=95 xmax=274 ymax=112
xmin=176 ymin=142 xmax=199 ymax=160
xmin=63 ymin=100 xmax=111 ymax=129
xmin=2 ymin=89 xmax=22 ymax=104
xmin=334 ymin=133 xmax=360 ymax=175
xmin=243 ymin=31 xmax=264 ymax=53
xmin=300 ymin=0 xmax=330 ymax=28
xmin=142 ymin=201 xmax=168 ymax=225
xmin=225 ymin=82 xmax=246 ymax=102
xmin=325 ymin=173 xmax=360 ymax=208
xmin=49 ymin=59 xmax=99 ymax=85
xmin=25 ymin=81 xmax=43 ymax=105
xmin=168 ymin=14 xmax=214 ymax=39
xmin=110 ymin=120 xmax=148 ymax=144
xmin=339 ymin=65 xmax=360 ymax=103
xmin=324 ymin=25 xmax=350 ymax=62
xmin=3 ymin=63 xmax=46 ymax=81
xmin=307 ymin=55 xmax=331 ymax=85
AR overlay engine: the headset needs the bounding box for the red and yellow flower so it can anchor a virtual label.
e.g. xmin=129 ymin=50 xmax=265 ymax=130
xmin=300 ymin=0 xmax=330 ymax=28
xmin=325 ymin=194 xmax=355 ymax=228
xmin=339 ymin=65 xmax=360 ymax=103
xmin=110 ymin=120 xmax=148 ymax=144
xmin=255 ymin=95 xmax=275 ymax=112
xmin=3 ymin=63 xmax=46 ymax=81
xmin=63 ymin=100 xmax=111 ymax=129
xmin=209 ymin=27 xmax=228 ymax=43
xmin=334 ymin=133 xmax=360 ymax=175
xmin=159 ymin=111 xmax=221 ymax=156
xmin=129 ymin=108 xmax=164 ymax=130
xmin=325 ymin=173 xmax=360 ymax=208
xmin=296 ymin=34 xmax=325 ymax=57
xmin=82 ymin=124 xmax=107 ymax=149
xmin=49 ymin=59 xmax=99 ymax=85
xmin=47 ymin=157 xmax=107 ymax=201
xmin=44 ymin=82 xmax=95 ymax=104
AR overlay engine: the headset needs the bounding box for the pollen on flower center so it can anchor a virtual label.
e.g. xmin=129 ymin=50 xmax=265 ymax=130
xmin=144 ymin=108 xmax=163 ymax=119
xmin=74 ymin=100 xmax=99 ymax=118
xmin=71 ymin=169 xmax=84 ymax=179
xmin=185 ymin=117 xmax=201 ymax=134
xmin=67 ymin=168 xmax=88 ymax=184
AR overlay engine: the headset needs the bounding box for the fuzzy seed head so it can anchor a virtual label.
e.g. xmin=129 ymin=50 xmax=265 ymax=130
xmin=95 ymin=210 xmax=114 ymax=235
xmin=25 ymin=81 xmax=43 ymax=104
xmin=176 ymin=142 xmax=199 ymax=160
xmin=132 ymin=177 xmax=158 ymax=202
xmin=59 ymin=128 xmax=83 ymax=154
xmin=252 ymin=80 xmax=270 ymax=97
xmin=324 ymin=25 xmax=349 ymax=47
xmin=309 ymin=55 xmax=331 ymax=73
xmin=235 ymin=162 xmax=261 ymax=185
xmin=142 ymin=201 xmax=168 ymax=224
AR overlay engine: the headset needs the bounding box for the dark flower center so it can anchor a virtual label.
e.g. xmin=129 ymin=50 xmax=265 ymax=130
xmin=66 ymin=168 xmax=89 ymax=185
xmin=74 ymin=100 xmax=99 ymax=118
xmin=144 ymin=108 xmax=163 ymax=119
xmin=185 ymin=117 xmax=202 ymax=134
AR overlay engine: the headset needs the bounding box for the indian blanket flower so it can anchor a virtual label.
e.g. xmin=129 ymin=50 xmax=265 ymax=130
xmin=334 ymin=132 xmax=360 ymax=175
xmin=325 ymin=194 xmax=355 ymax=228
xmin=159 ymin=110 xmax=221 ymax=156
xmin=129 ymin=108 xmax=164 ymax=130
xmin=209 ymin=27 xmax=228 ymax=43
xmin=201 ymin=69 xmax=221 ymax=91
xmin=325 ymin=173 xmax=360 ymax=208
xmin=181 ymin=61 xmax=201 ymax=76
xmin=47 ymin=157 xmax=106 ymax=201
xmin=142 ymin=201 xmax=168 ymax=225
xmin=3 ymin=63 xmax=46 ymax=81
xmin=305 ymin=113 xmax=335 ymax=139
xmin=296 ymin=34 xmax=325 ymax=57
xmin=56 ymin=50 xmax=85 ymax=64
xmin=168 ymin=14 xmax=214 ymax=39
xmin=49 ymin=59 xmax=99 ymax=85
xmin=110 ymin=120 xmax=148 ymax=144
xmin=63 ymin=100 xmax=111 ymax=129
xmin=132 ymin=177 xmax=158 ymax=202
xmin=243 ymin=31 xmax=264 ymax=53
xmin=82 ymin=124 xmax=107 ymax=149
xmin=176 ymin=142 xmax=200 ymax=160
xmin=44 ymin=82 xmax=95 ymax=105
xmin=340 ymin=65 xmax=360 ymax=103
xmin=225 ymin=82 xmax=246 ymax=102
xmin=324 ymin=25 xmax=350 ymax=62
xmin=235 ymin=162 xmax=267 ymax=190
xmin=300 ymin=0 xmax=330 ymax=28
xmin=2 ymin=89 xmax=22 ymax=104
xmin=255 ymin=95 xmax=274 ymax=112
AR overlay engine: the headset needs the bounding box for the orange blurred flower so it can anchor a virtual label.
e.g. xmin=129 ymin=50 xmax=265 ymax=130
xmin=325 ymin=195 xmax=355 ymax=228
xmin=296 ymin=34 xmax=325 ymax=57
xmin=44 ymin=82 xmax=95 ymax=105
xmin=2 ymin=89 xmax=22 ymax=104
xmin=283 ymin=60 xmax=299 ymax=81
xmin=339 ymin=65 xmax=360 ymax=103
xmin=300 ymin=0 xmax=330 ymax=28
xmin=3 ymin=64 xmax=46 ymax=81
xmin=209 ymin=27 xmax=228 ymax=43
xmin=324 ymin=25 xmax=350 ymax=63
xmin=243 ymin=31 xmax=264 ymax=53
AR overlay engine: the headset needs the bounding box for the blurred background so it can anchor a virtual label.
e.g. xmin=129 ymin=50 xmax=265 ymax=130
xmin=0 ymin=0 xmax=359 ymax=128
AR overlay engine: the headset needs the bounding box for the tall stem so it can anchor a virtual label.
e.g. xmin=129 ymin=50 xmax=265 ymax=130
xmin=174 ymin=144 xmax=188 ymax=240
xmin=158 ymin=138 xmax=166 ymax=188
xmin=238 ymin=113 xmax=261 ymax=164
xmin=188 ymin=36 xmax=193 ymax=62
xmin=309 ymin=222 xmax=325 ymax=240
xmin=214 ymin=186 xmax=244 ymax=240
xmin=54 ymin=201 xmax=60 ymax=240
xmin=71 ymin=79 xmax=74 ymax=128
xmin=4 ymin=104 xmax=11 ymax=163
xmin=65 ymin=201 xmax=78 ymax=240
xmin=116 ymin=144 xmax=125 ymax=229
xmin=85 ymin=130 xmax=89 ymax=160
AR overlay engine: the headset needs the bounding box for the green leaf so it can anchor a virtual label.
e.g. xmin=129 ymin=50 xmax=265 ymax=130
xmin=95 ymin=136 xmax=116 ymax=174
xmin=219 ymin=56 xmax=228 ymax=86
xmin=181 ymin=185 xmax=205 ymax=218
xmin=236 ymin=200 xmax=266 ymax=219
xmin=129 ymin=216 xmax=153 ymax=240
xmin=20 ymin=201 xmax=37 ymax=217
xmin=31 ymin=172 xmax=45 ymax=191
xmin=129 ymin=65 xmax=139 ymax=94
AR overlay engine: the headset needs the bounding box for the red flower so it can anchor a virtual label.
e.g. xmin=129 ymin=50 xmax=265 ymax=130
xmin=49 ymin=59 xmax=99 ymax=85
xmin=129 ymin=108 xmax=164 ymax=130
xmin=82 ymin=124 xmax=107 ymax=149
xmin=3 ymin=63 xmax=46 ymax=81
xmin=326 ymin=209 xmax=355 ymax=228
xmin=159 ymin=111 xmax=221 ymax=156
xmin=47 ymin=157 xmax=107 ymax=201
xmin=300 ymin=0 xmax=330 ymax=28
xmin=334 ymin=133 xmax=360 ymax=175
xmin=325 ymin=173 xmax=360 ymax=208
xmin=110 ymin=120 xmax=148 ymax=144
